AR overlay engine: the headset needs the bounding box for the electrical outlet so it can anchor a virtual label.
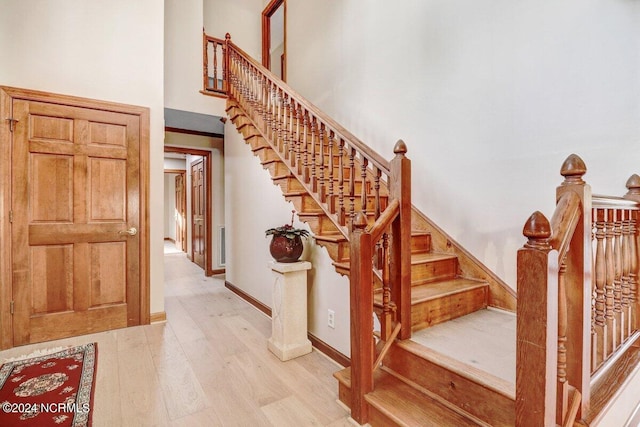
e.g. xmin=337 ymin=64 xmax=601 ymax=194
xmin=328 ymin=309 xmax=335 ymax=329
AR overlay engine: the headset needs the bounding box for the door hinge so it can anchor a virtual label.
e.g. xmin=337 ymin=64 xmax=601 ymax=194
xmin=10 ymin=301 xmax=14 ymax=315
xmin=6 ymin=118 xmax=18 ymax=133
xmin=9 ymin=211 xmax=12 ymax=223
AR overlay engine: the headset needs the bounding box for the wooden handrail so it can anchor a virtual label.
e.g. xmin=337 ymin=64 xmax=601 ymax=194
xmin=593 ymin=194 xmax=640 ymax=209
xmin=369 ymin=199 xmax=399 ymax=242
xmin=549 ymin=191 xmax=582 ymax=261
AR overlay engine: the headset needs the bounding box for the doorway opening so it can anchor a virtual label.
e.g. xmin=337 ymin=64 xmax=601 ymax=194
xmin=164 ymin=168 xmax=186 ymax=254
xmin=262 ymin=0 xmax=286 ymax=81
xmin=164 ymin=146 xmax=214 ymax=276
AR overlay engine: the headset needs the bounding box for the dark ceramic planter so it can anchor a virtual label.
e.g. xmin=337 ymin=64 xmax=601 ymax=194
xmin=269 ymin=235 xmax=304 ymax=263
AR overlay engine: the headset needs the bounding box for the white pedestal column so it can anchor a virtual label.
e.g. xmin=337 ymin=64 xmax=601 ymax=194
xmin=267 ymin=260 xmax=312 ymax=361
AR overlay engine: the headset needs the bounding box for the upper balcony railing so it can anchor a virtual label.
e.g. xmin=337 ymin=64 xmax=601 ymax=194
xmin=202 ymin=34 xmax=228 ymax=97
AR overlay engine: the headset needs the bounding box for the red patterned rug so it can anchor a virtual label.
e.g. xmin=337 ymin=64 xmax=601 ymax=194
xmin=0 ymin=343 xmax=97 ymax=427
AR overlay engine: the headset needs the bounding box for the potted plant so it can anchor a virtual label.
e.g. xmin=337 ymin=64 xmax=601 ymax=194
xmin=265 ymin=210 xmax=310 ymax=263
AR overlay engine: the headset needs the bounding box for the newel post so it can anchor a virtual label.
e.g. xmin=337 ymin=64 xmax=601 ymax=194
xmin=224 ymin=33 xmax=231 ymax=95
xmin=557 ymin=154 xmax=591 ymax=418
xmin=389 ymin=140 xmax=412 ymax=340
xmin=202 ymin=28 xmax=209 ymax=92
xmin=624 ymin=174 xmax=640 ymax=331
xmin=349 ymin=212 xmax=373 ymax=424
xmin=516 ymin=212 xmax=557 ymax=427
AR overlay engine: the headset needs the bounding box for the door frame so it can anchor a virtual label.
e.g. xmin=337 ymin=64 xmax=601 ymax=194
xmin=0 ymin=86 xmax=150 ymax=349
xmin=165 ymin=169 xmax=187 ymax=251
xmin=164 ymin=146 xmax=213 ymax=276
xmin=262 ymin=0 xmax=286 ymax=81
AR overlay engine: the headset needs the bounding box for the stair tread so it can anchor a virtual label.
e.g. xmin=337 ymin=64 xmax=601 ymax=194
xmin=335 ymin=367 xmax=480 ymax=426
xmin=410 ymin=278 xmax=488 ymax=304
xmin=397 ymin=336 xmax=515 ymax=398
xmin=271 ymin=173 xmax=294 ymax=180
xmin=314 ymin=233 xmax=347 ymax=243
xmin=283 ymin=190 xmax=307 ymax=197
xmin=411 ymin=252 xmax=457 ymax=265
xmin=367 ymin=371 xmax=482 ymax=427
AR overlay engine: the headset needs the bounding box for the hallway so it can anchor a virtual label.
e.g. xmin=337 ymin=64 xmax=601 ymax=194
xmin=0 ymin=247 xmax=351 ymax=426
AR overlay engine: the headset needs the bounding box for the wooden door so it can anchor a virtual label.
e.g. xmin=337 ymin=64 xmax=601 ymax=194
xmin=175 ymin=174 xmax=186 ymax=252
xmin=10 ymin=96 xmax=144 ymax=346
xmin=191 ymin=159 xmax=206 ymax=269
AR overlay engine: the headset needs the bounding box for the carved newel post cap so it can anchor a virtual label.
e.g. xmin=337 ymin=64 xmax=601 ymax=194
xmin=523 ymin=211 xmax=551 ymax=250
xmin=560 ymin=154 xmax=587 ymax=184
xmin=625 ymin=174 xmax=640 ymax=196
xmin=393 ymin=140 xmax=407 ymax=156
xmin=225 ymin=33 xmax=231 ymax=41
xmin=353 ymin=212 xmax=368 ymax=230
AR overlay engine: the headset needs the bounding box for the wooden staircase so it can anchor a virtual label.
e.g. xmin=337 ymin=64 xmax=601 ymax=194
xmin=210 ymin=32 xmax=640 ymax=427
xmin=226 ymin=99 xmax=517 ymax=425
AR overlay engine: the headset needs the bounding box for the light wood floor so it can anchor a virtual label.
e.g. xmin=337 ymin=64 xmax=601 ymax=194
xmin=0 ymin=245 xmax=352 ymax=426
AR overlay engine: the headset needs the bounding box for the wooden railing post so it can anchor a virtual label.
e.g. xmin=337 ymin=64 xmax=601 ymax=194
xmin=202 ymin=29 xmax=208 ymax=92
xmin=349 ymin=212 xmax=373 ymax=424
xmin=224 ymin=33 xmax=231 ymax=94
xmin=516 ymin=211 xmax=557 ymax=427
xmin=557 ymin=154 xmax=591 ymax=419
xmin=389 ymin=140 xmax=411 ymax=340
xmin=624 ymin=174 xmax=640 ymax=332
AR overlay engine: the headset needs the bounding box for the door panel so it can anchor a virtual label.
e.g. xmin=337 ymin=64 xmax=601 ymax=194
xmin=175 ymin=174 xmax=186 ymax=252
xmin=11 ymin=98 xmax=141 ymax=346
xmin=191 ymin=159 xmax=205 ymax=269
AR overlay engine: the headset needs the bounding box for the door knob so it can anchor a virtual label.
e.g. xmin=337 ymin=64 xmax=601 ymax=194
xmin=119 ymin=227 xmax=138 ymax=236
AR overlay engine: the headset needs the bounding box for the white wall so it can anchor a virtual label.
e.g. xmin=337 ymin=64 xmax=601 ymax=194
xmin=165 ymin=0 xmax=227 ymax=116
xmin=0 ymin=0 xmax=166 ymax=315
xmin=285 ymin=0 xmax=640 ymax=288
xmin=204 ymin=0 xmax=264 ymax=60
xmin=224 ymin=122 xmax=351 ymax=355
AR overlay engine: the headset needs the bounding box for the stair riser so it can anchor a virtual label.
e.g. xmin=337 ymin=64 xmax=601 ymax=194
xmin=385 ymin=345 xmax=515 ymax=427
xmin=411 ymin=234 xmax=432 ymax=254
xmin=316 ymin=240 xmax=350 ymax=262
xmin=285 ymin=193 xmax=323 ymax=214
xmin=411 ymin=286 xmax=487 ymax=330
xmin=240 ymin=126 xmax=261 ymax=140
xmin=337 ymin=380 xmax=351 ymax=409
xmin=299 ymin=215 xmax=340 ymax=235
xmin=411 ymin=258 xmax=457 ymax=283
xmin=273 ymin=176 xmax=305 ymax=192
xmin=263 ymin=160 xmax=289 ymax=177
xmin=367 ymin=407 xmax=403 ymax=427
xmin=246 ymin=134 xmax=269 ymax=151
xmin=255 ymin=147 xmax=280 ymax=164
